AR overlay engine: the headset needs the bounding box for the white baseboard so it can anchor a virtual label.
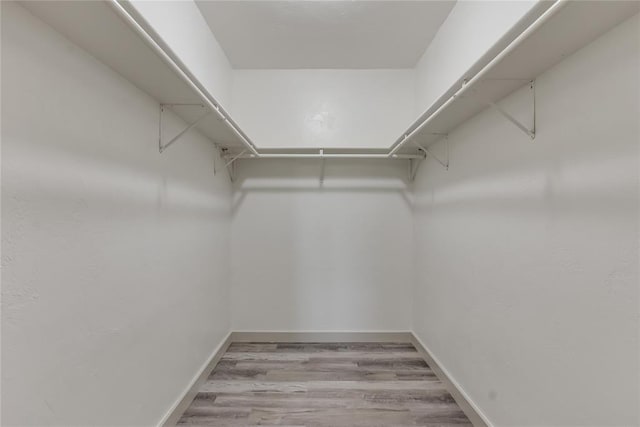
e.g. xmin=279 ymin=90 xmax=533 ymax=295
xmin=160 ymin=330 xmax=489 ymax=427
xmin=159 ymin=331 xmax=233 ymax=427
xmin=410 ymin=331 xmax=492 ymax=427
xmin=231 ymin=330 xmax=413 ymax=343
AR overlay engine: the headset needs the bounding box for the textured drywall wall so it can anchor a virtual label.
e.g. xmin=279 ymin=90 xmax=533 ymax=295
xmin=230 ymin=159 xmax=413 ymax=331
xmin=412 ymin=14 xmax=639 ymax=426
xmin=1 ymin=3 xmax=232 ymax=425
xmin=231 ymin=69 xmax=416 ymax=149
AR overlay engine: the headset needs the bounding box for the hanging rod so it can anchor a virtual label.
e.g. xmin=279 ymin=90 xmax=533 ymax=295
xmin=234 ymin=153 xmax=424 ymax=160
xmin=110 ymin=0 xmax=564 ymax=163
xmin=108 ymin=0 xmax=259 ymax=156
xmin=388 ymin=0 xmax=566 ymax=157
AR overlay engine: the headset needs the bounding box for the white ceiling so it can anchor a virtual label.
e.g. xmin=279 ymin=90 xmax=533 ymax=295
xmin=196 ymin=1 xmax=456 ymax=69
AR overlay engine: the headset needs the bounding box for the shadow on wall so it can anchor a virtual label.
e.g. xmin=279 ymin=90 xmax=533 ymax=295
xmin=413 ymin=80 xmax=637 ymax=219
xmin=4 ymin=140 xmax=230 ymax=222
xmin=2 ymin=3 xmax=233 ymax=424
xmin=3 ymin=12 xmax=230 ymax=221
xmin=414 ymin=149 xmax=636 ymax=217
xmin=410 ymin=16 xmax=639 ymax=424
xmin=231 ymin=158 xmax=414 ymax=215
xmin=229 ymin=158 xmax=414 ymax=331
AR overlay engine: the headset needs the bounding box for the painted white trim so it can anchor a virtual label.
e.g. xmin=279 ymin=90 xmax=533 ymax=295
xmin=158 ymin=331 xmax=233 ymax=427
xmin=410 ymin=332 xmax=492 ymax=427
xmin=230 ymin=330 xmax=413 ymax=343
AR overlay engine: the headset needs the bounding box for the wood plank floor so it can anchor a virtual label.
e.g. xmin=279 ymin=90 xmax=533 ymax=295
xmin=177 ymin=342 xmax=472 ymax=426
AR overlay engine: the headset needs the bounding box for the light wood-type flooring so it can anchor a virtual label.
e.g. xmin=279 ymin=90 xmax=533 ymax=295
xmin=177 ymin=342 xmax=472 ymax=426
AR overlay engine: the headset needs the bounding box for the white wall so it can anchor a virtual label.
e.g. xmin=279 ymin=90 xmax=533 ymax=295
xmin=415 ymin=1 xmax=537 ymax=113
xmin=128 ymin=0 xmax=234 ymax=108
xmin=231 ymin=70 xmax=416 ymax=149
xmin=230 ymin=160 xmax=413 ymax=331
xmin=412 ymin=14 xmax=639 ymax=427
xmin=3 ymin=2 xmax=638 ymax=426
xmin=1 ymin=3 xmax=232 ymax=425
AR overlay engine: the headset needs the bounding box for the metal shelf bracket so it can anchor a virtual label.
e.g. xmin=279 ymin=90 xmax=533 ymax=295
xmin=319 ymin=149 xmax=326 ymax=184
xmin=410 ymin=133 xmax=449 ymax=178
xmin=159 ymin=104 xmax=211 ymax=153
xmin=474 ymin=80 xmax=536 ymax=140
xmin=223 ymin=149 xmax=246 ymax=182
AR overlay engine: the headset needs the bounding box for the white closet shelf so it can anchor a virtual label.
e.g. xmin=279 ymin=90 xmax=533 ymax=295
xmin=391 ymin=0 xmax=639 ymax=156
xmin=236 ymin=147 xmax=422 ymax=160
xmin=23 ymin=0 xmax=639 ymax=164
xmin=22 ymin=0 xmax=257 ymax=155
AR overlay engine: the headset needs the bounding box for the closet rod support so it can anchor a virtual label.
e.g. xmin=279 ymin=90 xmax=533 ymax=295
xmin=411 ymin=134 xmax=448 ymax=171
xmin=319 ymin=149 xmax=326 ymax=184
xmin=225 ymin=150 xmax=247 ymax=168
xmin=475 ymin=80 xmax=536 ymax=140
xmin=223 ymin=149 xmax=247 ymax=182
xmin=159 ymin=104 xmax=211 ymax=153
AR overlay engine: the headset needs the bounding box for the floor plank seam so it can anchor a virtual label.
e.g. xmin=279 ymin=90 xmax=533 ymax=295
xmin=178 ymin=342 xmax=472 ymax=426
